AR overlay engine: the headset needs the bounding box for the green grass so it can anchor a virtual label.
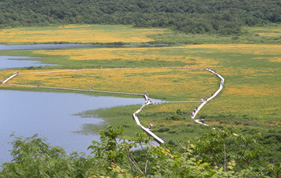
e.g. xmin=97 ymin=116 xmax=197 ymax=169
xmin=74 ymin=103 xmax=209 ymax=142
xmin=1 ymin=25 xmax=281 ymax=150
xmin=0 ymin=49 xmax=188 ymax=69
xmin=65 ymin=43 xmax=281 ymax=142
xmin=150 ymin=24 xmax=281 ymax=44
xmin=1 ymin=24 xmax=281 ymax=166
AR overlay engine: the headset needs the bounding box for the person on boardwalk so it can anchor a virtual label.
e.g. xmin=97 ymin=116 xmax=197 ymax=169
xmin=149 ymin=123 xmax=153 ymax=130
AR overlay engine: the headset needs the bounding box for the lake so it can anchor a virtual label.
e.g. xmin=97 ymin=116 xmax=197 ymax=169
xmin=0 ymin=44 xmax=123 ymax=70
xmin=0 ymin=44 xmax=119 ymax=51
xmin=0 ymin=56 xmax=57 ymax=70
xmin=0 ymin=90 xmax=144 ymax=164
xmin=0 ymin=43 xmax=155 ymax=165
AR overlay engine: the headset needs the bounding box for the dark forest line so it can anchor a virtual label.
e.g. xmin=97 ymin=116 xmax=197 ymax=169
xmin=0 ymin=0 xmax=281 ymax=35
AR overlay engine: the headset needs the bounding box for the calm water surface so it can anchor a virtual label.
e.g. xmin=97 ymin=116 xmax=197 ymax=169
xmin=0 ymin=43 xmax=154 ymax=165
xmin=0 ymin=56 xmax=57 ymax=70
xmin=0 ymin=44 xmax=103 ymax=51
xmin=0 ymin=90 xmax=144 ymax=164
xmin=0 ymin=44 xmax=167 ymax=51
xmin=0 ymin=44 xmax=121 ymax=70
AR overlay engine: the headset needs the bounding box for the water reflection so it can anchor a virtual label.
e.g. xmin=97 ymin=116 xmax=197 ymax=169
xmin=0 ymin=90 xmax=144 ymax=164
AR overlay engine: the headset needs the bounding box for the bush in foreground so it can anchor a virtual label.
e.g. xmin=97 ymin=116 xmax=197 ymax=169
xmin=1 ymin=126 xmax=280 ymax=177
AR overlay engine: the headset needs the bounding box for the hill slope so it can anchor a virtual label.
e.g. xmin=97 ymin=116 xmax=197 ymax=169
xmin=0 ymin=0 xmax=281 ymax=34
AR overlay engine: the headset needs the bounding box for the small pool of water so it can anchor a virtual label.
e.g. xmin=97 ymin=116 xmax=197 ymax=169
xmin=0 ymin=56 xmax=57 ymax=70
xmin=0 ymin=90 xmax=144 ymax=164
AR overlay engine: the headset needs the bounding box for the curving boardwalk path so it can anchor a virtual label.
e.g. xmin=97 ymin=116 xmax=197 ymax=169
xmin=191 ymin=68 xmax=224 ymax=126
xmin=131 ymin=67 xmax=227 ymax=144
xmin=1 ymin=67 xmax=229 ymax=143
xmin=132 ymin=93 xmax=165 ymax=144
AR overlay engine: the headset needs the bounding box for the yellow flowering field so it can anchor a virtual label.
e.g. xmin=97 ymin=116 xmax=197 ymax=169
xmin=0 ymin=70 xmax=15 ymax=81
xmin=244 ymin=25 xmax=281 ymax=38
xmin=0 ymin=25 xmax=167 ymax=44
xmin=269 ymin=57 xmax=281 ymax=63
xmin=33 ymin=46 xmax=219 ymax=68
xmin=1 ymin=41 xmax=280 ymax=123
xmin=180 ymin=44 xmax=281 ymax=55
xmin=223 ymin=84 xmax=281 ymax=97
xmin=257 ymin=32 xmax=281 ymax=37
xmin=6 ymin=68 xmax=217 ymax=100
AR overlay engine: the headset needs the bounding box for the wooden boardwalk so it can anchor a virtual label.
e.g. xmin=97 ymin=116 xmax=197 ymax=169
xmin=1 ymin=73 xmax=18 ymax=84
xmin=132 ymin=93 xmax=165 ymax=144
xmin=131 ymin=68 xmax=227 ymax=144
xmin=1 ymin=67 xmax=229 ymax=142
xmin=191 ymin=69 xmax=224 ymax=118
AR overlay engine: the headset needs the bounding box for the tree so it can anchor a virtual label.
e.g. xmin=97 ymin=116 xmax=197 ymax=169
xmin=1 ymin=126 xmax=279 ymax=177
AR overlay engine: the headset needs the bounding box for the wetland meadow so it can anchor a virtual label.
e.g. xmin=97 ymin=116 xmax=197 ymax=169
xmin=0 ymin=24 xmax=281 ymax=165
